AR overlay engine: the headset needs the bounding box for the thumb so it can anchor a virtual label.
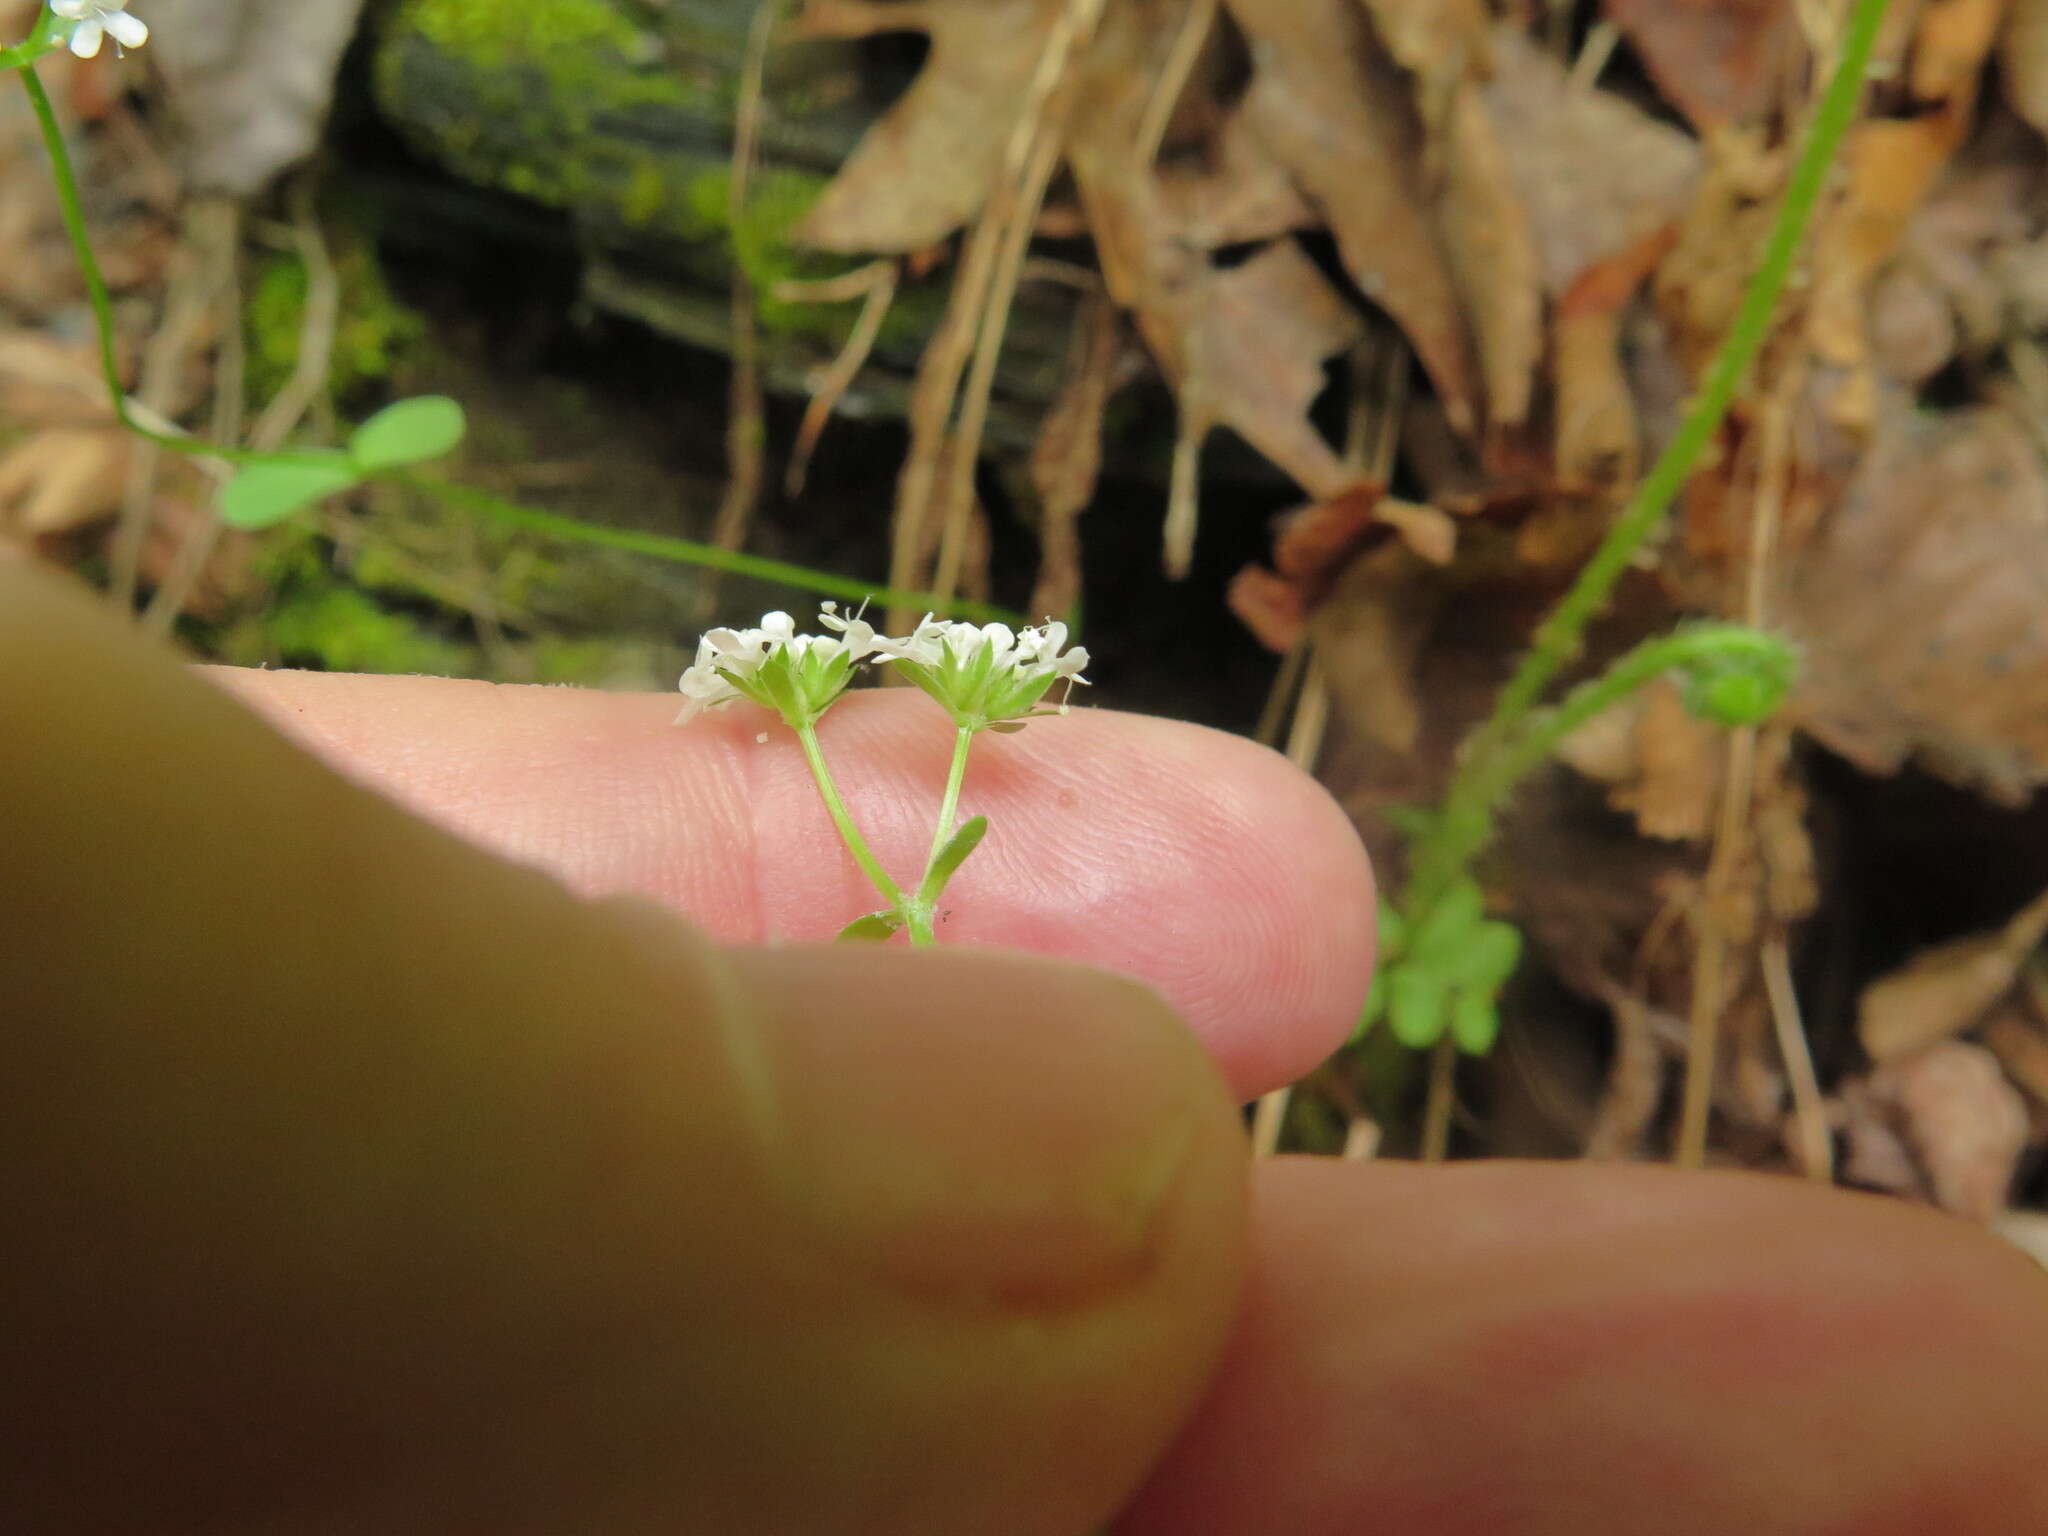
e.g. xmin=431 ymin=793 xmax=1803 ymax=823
xmin=0 ymin=562 xmax=1249 ymax=1535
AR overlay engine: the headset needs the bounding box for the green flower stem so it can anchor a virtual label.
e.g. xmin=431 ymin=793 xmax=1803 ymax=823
xmin=1407 ymin=627 xmax=1790 ymax=908
xmin=921 ymin=725 xmax=976 ymax=888
xmin=16 ymin=64 xmax=273 ymax=466
xmin=794 ymin=718 xmax=909 ymax=920
xmin=1405 ymin=0 xmax=1889 ymax=918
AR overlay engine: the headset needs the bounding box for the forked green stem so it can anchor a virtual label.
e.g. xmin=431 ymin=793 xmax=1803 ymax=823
xmin=794 ymin=718 xmax=911 ymax=923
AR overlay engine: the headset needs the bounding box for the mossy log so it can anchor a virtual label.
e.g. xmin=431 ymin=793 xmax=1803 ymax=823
xmin=371 ymin=0 xmax=1079 ymax=447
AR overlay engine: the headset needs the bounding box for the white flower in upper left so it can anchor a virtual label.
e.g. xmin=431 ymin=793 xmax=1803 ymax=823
xmin=676 ymin=608 xmax=881 ymax=728
xmin=49 ymin=1 xmax=148 ymax=58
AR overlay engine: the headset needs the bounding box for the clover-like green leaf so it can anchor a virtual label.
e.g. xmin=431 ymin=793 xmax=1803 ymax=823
xmin=349 ymin=395 xmax=468 ymax=471
xmin=1387 ymin=964 xmax=1449 ymax=1050
xmin=917 ymin=814 xmax=989 ymax=906
xmin=1450 ymin=987 xmax=1502 ymax=1055
xmin=219 ymin=456 xmax=362 ymax=529
xmin=837 ymin=910 xmax=905 ymax=943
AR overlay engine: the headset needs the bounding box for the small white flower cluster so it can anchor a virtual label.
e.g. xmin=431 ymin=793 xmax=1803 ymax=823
xmin=49 ymin=1 xmax=146 ymax=59
xmin=678 ymin=604 xmax=1088 ymax=731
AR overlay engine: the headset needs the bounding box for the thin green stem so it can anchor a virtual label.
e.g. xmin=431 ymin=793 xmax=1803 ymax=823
xmin=1410 ymin=627 xmax=1791 ymax=908
xmin=922 ymin=725 xmax=976 ymax=881
xmin=1406 ymin=0 xmax=1889 ymax=916
xmin=794 ymin=719 xmax=906 ymax=914
xmin=404 ymin=474 xmax=1028 ymax=627
xmin=17 ymin=63 xmax=273 ymax=466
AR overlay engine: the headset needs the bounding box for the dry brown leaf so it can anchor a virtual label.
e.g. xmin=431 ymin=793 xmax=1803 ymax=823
xmin=793 ymin=0 xmax=1064 ymax=253
xmin=1305 ymin=541 xmax=1439 ymax=754
xmin=1153 ymin=108 xmax=1318 ymax=249
xmin=1806 ymin=114 xmax=1972 ymax=398
xmin=2001 ymin=0 xmax=2048 ymax=133
xmin=1227 ymin=563 xmax=1307 ymax=652
xmin=1221 ymin=0 xmax=1478 ymax=430
xmin=1558 ymin=678 xmax=1724 ymax=842
xmin=1027 ymin=292 xmax=1129 ymax=620
xmin=1912 ymin=0 xmax=2010 ymax=103
xmin=1485 ymin=29 xmax=1701 ymax=300
xmin=1858 ymin=883 xmax=2048 ymax=1061
xmin=1069 ymin=0 xmax=1361 ymax=574
xmin=1785 ymin=405 xmax=2048 ymax=803
xmin=1869 ymin=1041 xmax=2029 ymax=1220
xmin=1982 ymin=1002 xmax=2048 ymax=1104
xmin=1602 ymin=0 xmax=1803 ymax=129
xmin=0 ymin=427 xmax=131 ymax=537
xmin=1437 ymin=82 xmax=1542 ymax=430
xmin=1350 ymin=0 xmax=1491 ymax=116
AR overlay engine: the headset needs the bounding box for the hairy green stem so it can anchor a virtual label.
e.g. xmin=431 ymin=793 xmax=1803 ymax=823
xmin=1405 ymin=0 xmax=1890 ymax=918
xmin=1408 ymin=627 xmax=1790 ymax=902
xmin=794 ymin=720 xmax=909 ymax=921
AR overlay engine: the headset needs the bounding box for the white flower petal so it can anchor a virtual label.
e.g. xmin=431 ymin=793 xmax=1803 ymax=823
xmin=67 ymin=17 xmax=103 ymax=55
xmin=104 ymin=8 xmax=147 ymax=47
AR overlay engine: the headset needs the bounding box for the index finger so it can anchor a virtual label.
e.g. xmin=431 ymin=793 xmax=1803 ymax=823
xmin=210 ymin=668 xmax=1377 ymax=1099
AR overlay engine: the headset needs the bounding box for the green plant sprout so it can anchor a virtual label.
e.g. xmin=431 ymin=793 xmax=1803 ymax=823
xmin=674 ymin=607 xmax=1088 ymax=945
xmin=1358 ymin=0 xmax=1891 ymax=1058
xmin=7 ymin=1 xmax=1023 ymax=627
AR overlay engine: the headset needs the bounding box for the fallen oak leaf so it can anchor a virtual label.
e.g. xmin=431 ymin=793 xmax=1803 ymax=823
xmin=793 ymin=0 xmax=1066 ymax=253
xmin=1221 ymin=0 xmax=1479 ymax=431
xmin=1602 ymin=0 xmax=1804 ymax=130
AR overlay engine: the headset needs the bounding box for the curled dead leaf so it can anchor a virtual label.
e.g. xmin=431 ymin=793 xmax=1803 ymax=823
xmin=1868 ymin=1041 xmax=2030 ymax=1220
xmin=794 ymin=0 xmax=1066 ymax=253
xmin=1785 ymin=405 xmax=2048 ymax=804
xmin=1858 ymin=883 xmax=2048 ymax=1061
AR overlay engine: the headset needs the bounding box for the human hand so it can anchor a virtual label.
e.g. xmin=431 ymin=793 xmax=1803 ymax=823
xmin=5 ymin=557 xmax=2046 ymax=1534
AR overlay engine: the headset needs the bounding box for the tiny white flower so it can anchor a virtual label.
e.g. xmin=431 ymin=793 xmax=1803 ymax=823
xmin=49 ymin=0 xmax=148 ymax=59
xmin=874 ymin=614 xmax=1089 ymax=729
xmin=676 ymin=608 xmax=880 ymax=728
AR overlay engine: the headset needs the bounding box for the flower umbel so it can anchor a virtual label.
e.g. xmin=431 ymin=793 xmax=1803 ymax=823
xmin=49 ymin=1 xmax=147 ymax=58
xmin=675 ymin=608 xmax=880 ymax=728
xmin=874 ymin=616 xmax=1089 ymax=730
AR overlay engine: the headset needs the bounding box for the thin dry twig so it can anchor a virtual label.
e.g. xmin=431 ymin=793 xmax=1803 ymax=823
xmin=110 ymin=196 xmax=239 ymax=613
xmin=779 ymin=258 xmax=899 ymax=496
xmin=931 ymin=0 xmax=1108 ymax=605
xmin=145 ymin=182 xmax=339 ymax=637
xmin=891 ymin=0 xmax=1108 ymax=627
xmin=1764 ymin=933 xmax=1834 ymax=1180
xmin=1135 ymin=0 xmax=1219 ymax=169
xmin=711 ymin=0 xmax=784 ymax=558
xmin=1677 ymin=364 xmax=1802 ymax=1166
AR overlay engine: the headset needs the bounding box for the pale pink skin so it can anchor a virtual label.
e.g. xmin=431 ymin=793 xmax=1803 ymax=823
xmin=212 ymin=668 xmax=2048 ymax=1535
xmin=212 ymin=672 xmax=1378 ymax=1099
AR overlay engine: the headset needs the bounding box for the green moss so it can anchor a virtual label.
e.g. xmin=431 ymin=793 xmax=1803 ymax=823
xmin=376 ymin=0 xmax=721 ymax=239
xmin=396 ymin=0 xmax=643 ymax=71
xmin=245 ymin=239 xmax=426 ymax=407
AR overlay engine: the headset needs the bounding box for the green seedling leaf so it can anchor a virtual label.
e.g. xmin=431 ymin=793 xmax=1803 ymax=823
xmin=1450 ymin=987 xmax=1502 ymax=1055
xmin=349 ymin=395 xmax=468 ymax=471
xmin=1377 ymin=898 xmax=1409 ymax=963
xmin=1410 ymin=879 xmax=1487 ymax=964
xmin=1454 ymin=918 xmax=1524 ymax=992
xmin=1354 ymin=972 xmax=1389 ymax=1041
xmin=1387 ymin=964 xmax=1449 ymax=1050
xmin=837 ymin=910 xmax=905 ymax=943
xmin=219 ymin=456 xmax=361 ymax=529
xmin=917 ymin=814 xmax=989 ymax=904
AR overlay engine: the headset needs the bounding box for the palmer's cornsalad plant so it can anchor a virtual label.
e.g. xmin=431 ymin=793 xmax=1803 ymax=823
xmin=675 ymin=606 xmax=1089 ymax=946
